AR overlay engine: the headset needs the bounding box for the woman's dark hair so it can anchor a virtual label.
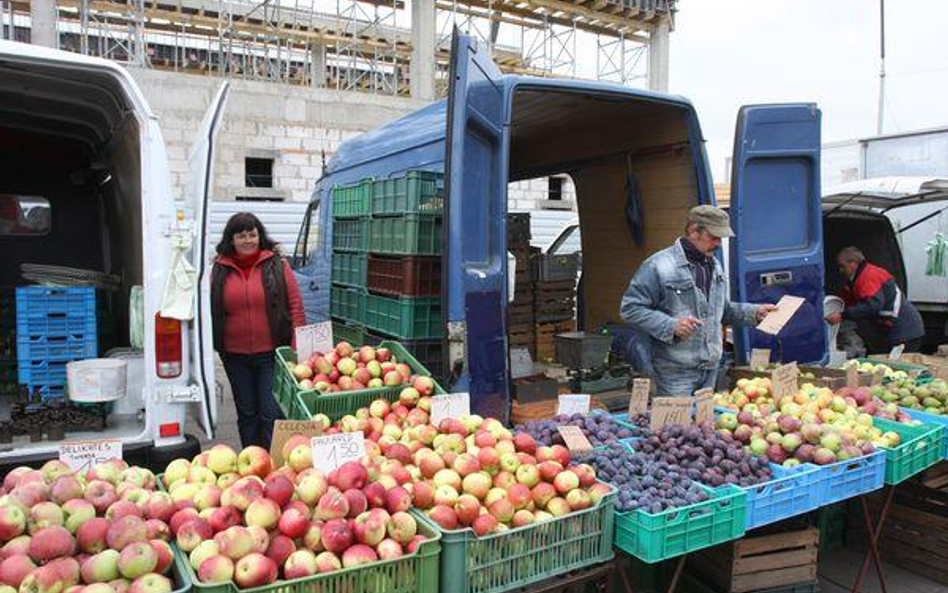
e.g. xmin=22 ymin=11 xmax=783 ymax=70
xmin=216 ymin=212 xmax=279 ymax=256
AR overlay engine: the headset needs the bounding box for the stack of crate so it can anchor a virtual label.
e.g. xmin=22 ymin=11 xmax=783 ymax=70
xmin=16 ymin=286 xmax=97 ymax=400
xmin=506 ymin=213 xmax=537 ymax=358
xmin=330 ymin=171 xmax=445 ymax=379
xmin=0 ymin=288 xmax=16 ymax=396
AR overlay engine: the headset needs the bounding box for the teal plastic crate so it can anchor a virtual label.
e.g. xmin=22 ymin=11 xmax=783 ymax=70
xmin=614 ymin=484 xmax=747 ymax=564
xmin=332 ymin=218 xmax=369 ymax=252
xmin=368 ymin=215 xmax=442 ymax=255
xmin=330 ymin=285 xmax=366 ymax=324
xmin=331 ymin=251 xmax=368 ymax=287
xmin=371 ymin=171 xmax=443 ymax=216
xmin=331 ymin=319 xmax=367 ymax=346
xmin=364 ymin=293 xmax=442 ymax=340
xmin=332 ymin=178 xmax=372 ymax=218
xmin=901 ymin=406 xmax=948 ymax=458
xmin=413 ymin=483 xmax=616 ymax=593
xmin=873 ymin=416 xmax=946 ymax=484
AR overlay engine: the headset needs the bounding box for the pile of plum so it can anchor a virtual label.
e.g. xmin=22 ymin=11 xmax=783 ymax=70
xmin=514 ymin=413 xmax=646 ymax=448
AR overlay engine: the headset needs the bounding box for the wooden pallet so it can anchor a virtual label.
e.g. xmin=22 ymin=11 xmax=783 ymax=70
xmin=535 ymin=320 xmax=577 ymax=360
xmin=688 ymin=525 xmax=819 ymax=593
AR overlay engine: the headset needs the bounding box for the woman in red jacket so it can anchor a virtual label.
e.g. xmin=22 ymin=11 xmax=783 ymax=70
xmin=211 ymin=212 xmax=306 ymax=448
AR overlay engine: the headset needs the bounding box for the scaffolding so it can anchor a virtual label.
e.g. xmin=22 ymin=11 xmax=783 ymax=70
xmin=2 ymin=0 xmax=675 ymax=95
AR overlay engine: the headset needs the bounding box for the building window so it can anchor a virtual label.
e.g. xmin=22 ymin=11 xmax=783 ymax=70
xmin=548 ymin=177 xmax=563 ymax=201
xmin=245 ymin=157 xmax=274 ymax=188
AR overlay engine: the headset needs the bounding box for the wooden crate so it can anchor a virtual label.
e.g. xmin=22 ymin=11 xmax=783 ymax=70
xmin=510 ymin=394 xmax=607 ymax=424
xmin=688 ymin=525 xmax=818 ymax=593
xmin=535 ymin=320 xmax=576 ymax=361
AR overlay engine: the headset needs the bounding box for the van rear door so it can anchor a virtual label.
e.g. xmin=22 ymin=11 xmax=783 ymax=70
xmin=729 ymin=104 xmax=825 ymax=364
xmin=184 ymin=82 xmax=230 ymax=438
xmin=443 ymin=32 xmax=510 ymax=421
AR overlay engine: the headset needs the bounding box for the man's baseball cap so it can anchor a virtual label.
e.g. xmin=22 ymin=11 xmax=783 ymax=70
xmin=689 ymin=205 xmax=734 ymax=238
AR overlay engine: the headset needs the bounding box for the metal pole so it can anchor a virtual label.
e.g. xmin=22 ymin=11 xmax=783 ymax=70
xmin=876 ymin=0 xmax=886 ymax=135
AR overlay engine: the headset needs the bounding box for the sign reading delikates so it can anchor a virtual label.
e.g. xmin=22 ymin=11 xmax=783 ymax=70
xmin=59 ymin=439 xmax=122 ymax=473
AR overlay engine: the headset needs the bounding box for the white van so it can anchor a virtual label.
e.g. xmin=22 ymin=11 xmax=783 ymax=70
xmin=0 ymin=41 xmax=225 ymax=469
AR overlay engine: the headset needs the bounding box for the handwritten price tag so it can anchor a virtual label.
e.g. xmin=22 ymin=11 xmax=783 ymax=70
xmin=59 ymin=439 xmax=122 ymax=473
xmin=557 ymin=394 xmax=590 ymax=416
xmin=295 ymin=321 xmax=334 ymax=362
xmin=889 ymin=344 xmax=905 ymax=361
xmin=694 ymin=388 xmax=715 ymax=424
xmin=750 ymin=348 xmax=771 ymax=369
xmin=871 ymin=366 xmax=887 ymax=385
xmin=649 ymin=397 xmax=692 ymax=431
xmin=430 ymin=393 xmax=470 ymax=426
xmin=846 ymin=365 xmax=860 ymax=389
xmin=557 ymin=426 xmax=593 ymax=453
xmin=311 ymin=433 xmax=366 ymax=475
xmin=628 ymin=378 xmax=650 ymax=417
xmin=270 ymin=420 xmax=325 ymax=467
xmin=771 ymin=362 xmax=799 ymax=399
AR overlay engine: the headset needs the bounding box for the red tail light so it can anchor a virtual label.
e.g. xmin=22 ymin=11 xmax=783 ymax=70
xmin=155 ymin=313 xmax=182 ymax=378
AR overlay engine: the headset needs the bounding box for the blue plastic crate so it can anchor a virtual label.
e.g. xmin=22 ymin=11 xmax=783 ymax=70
xmin=741 ymin=463 xmax=822 ymax=530
xmin=28 ymin=382 xmax=66 ymax=400
xmin=901 ymin=406 xmax=948 ymax=459
xmin=18 ymin=359 xmax=68 ymax=387
xmin=17 ymin=286 xmax=97 ymax=337
xmin=811 ymin=450 xmax=886 ymax=505
xmin=17 ymin=334 xmax=97 ymax=361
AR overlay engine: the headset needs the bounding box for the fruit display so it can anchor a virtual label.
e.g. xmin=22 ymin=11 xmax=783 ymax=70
xmin=158 ymin=444 xmax=431 ymax=588
xmin=875 ymin=377 xmax=948 ymax=416
xmin=286 ymin=341 xmax=436 ymax=396
xmin=843 ymin=360 xmax=907 ymax=382
xmin=580 ymin=424 xmax=772 ymax=513
xmin=513 ymin=412 xmax=646 ymax=448
xmin=0 ymin=459 xmax=177 ymax=593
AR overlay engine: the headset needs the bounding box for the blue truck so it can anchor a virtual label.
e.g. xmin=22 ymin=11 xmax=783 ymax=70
xmin=291 ymin=33 xmax=826 ymax=421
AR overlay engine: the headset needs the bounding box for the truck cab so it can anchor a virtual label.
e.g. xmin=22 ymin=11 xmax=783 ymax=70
xmin=293 ymin=33 xmax=825 ymax=419
xmin=0 ymin=41 xmax=223 ymax=469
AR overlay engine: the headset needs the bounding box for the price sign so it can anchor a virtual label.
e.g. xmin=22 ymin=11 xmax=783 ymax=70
xmin=756 ymin=295 xmax=806 ymax=335
xmin=649 ymin=397 xmax=692 ymax=431
xmin=429 ymin=393 xmax=470 ymax=426
xmin=871 ymin=366 xmax=887 ymax=385
xmin=557 ymin=426 xmax=593 ymax=453
xmin=889 ymin=344 xmax=905 ymax=361
xmin=770 ymin=362 xmax=799 ymax=399
xmin=694 ymin=388 xmax=715 ymax=424
xmin=295 ymin=321 xmax=334 ymax=362
xmin=846 ymin=364 xmax=860 ymax=389
xmin=509 ymin=348 xmax=534 ymax=379
xmin=270 ymin=420 xmax=325 ymax=467
xmin=557 ymin=394 xmax=590 ymax=416
xmin=59 ymin=439 xmax=122 ymax=473
xmin=311 ymin=433 xmax=366 ymax=475
xmin=628 ymin=378 xmax=650 ymax=417
xmin=750 ymin=348 xmax=771 ymax=369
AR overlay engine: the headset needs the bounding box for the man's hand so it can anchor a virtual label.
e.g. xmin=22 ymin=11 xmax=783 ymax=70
xmin=825 ymin=312 xmax=842 ymax=325
xmin=674 ymin=317 xmax=703 ymax=339
xmin=755 ymin=304 xmax=778 ymax=322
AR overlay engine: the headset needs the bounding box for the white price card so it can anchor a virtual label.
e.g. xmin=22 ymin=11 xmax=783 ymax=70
xmin=557 ymin=394 xmax=590 ymax=416
xmin=756 ymin=295 xmax=806 ymax=335
xmin=750 ymin=348 xmax=771 ymax=369
xmin=771 ymin=362 xmax=800 ymax=399
xmin=628 ymin=378 xmax=650 ymax=417
xmin=295 ymin=321 xmax=334 ymax=362
xmin=694 ymin=388 xmax=715 ymax=425
xmin=889 ymin=344 xmax=905 ymax=361
xmin=311 ymin=432 xmax=366 ymax=475
xmin=509 ymin=348 xmax=535 ymax=379
xmin=557 ymin=426 xmax=593 ymax=453
xmin=59 ymin=439 xmax=123 ymax=473
xmin=429 ymin=393 xmax=471 ymax=426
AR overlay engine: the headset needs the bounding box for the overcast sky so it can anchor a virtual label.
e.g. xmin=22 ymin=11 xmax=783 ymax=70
xmin=670 ymin=0 xmax=948 ymax=180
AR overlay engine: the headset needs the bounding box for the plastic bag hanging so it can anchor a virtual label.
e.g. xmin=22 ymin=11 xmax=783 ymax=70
xmin=926 ymin=232 xmax=948 ymax=277
xmin=159 ymin=230 xmax=197 ymax=320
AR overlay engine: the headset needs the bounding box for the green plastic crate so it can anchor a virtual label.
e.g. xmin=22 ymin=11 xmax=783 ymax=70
xmin=873 ymin=416 xmax=946 ymax=484
xmin=274 ymin=341 xmax=445 ymax=422
xmin=331 ymin=251 xmax=368 ymax=287
xmin=414 ymin=484 xmax=616 ymax=593
xmin=371 ymin=171 xmax=443 ymax=216
xmin=332 ymin=218 xmax=369 ymax=252
xmin=330 ymin=285 xmax=366 ymax=324
xmin=173 ymin=514 xmax=440 ymax=593
xmin=331 ymin=319 xmax=367 ymax=346
xmin=332 ymin=178 xmax=372 ymax=218
xmin=369 ymin=215 xmax=442 ymax=255
xmin=614 ymin=484 xmax=747 ymax=564
xmin=364 ymin=293 xmax=442 ymax=340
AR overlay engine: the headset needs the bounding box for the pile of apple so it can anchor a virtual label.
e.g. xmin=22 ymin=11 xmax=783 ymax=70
xmin=161 ymin=444 xmax=427 ymax=589
xmin=330 ymin=393 xmax=611 ymax=536
xmin=715 ymin=384 xmax=907 ymax=467
xmin=288 ymin=341 xmax=436 ymax=395
xmin=0 ymin=459 xmax=176 ymax=593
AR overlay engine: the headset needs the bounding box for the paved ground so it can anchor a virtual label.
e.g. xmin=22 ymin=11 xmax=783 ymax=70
xmin=186 ymin=356 xmax=242 ymax=450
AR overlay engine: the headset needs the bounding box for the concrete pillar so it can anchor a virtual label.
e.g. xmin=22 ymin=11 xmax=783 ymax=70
xmin=410 ymin=0 xmax=436 ymax=102
xmin=30 ymin=0 xmax=58 ymax=48
xmin=310 ymin=44 xmax=326 ymax=88
xmin=648 ymin=17 xmax=670 ymax=93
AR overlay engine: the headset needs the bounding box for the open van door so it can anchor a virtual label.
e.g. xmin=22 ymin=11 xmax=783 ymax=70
xmin=729 ymin=104 xmax=825 ymax=364
xmin=185 ymin=82 xmax=230 ymax=439
xmin=444 ymin=32 xmax=510 ymax=421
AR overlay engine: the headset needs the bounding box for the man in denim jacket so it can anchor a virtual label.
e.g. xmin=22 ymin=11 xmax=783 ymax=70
xmin=620 ymin=206 xmax=775 ymax=396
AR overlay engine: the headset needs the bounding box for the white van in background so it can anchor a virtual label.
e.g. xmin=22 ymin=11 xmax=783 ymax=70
xmin=0 ymin=41 xmax=225 ymax=470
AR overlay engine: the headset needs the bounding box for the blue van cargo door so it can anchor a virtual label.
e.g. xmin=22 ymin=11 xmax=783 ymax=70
xmin=730 ymin=104 xmax=825 ymax=364
xmin=444 ymin=32 xmax=510 ymax=421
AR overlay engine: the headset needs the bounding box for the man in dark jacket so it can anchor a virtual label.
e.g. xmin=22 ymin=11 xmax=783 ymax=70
xmin=826 ymin=246 xmax=925 ymax=352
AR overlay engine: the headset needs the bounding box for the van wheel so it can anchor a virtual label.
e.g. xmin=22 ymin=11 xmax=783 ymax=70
xmin=145 ymin=434 xmax=201 ymax=472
